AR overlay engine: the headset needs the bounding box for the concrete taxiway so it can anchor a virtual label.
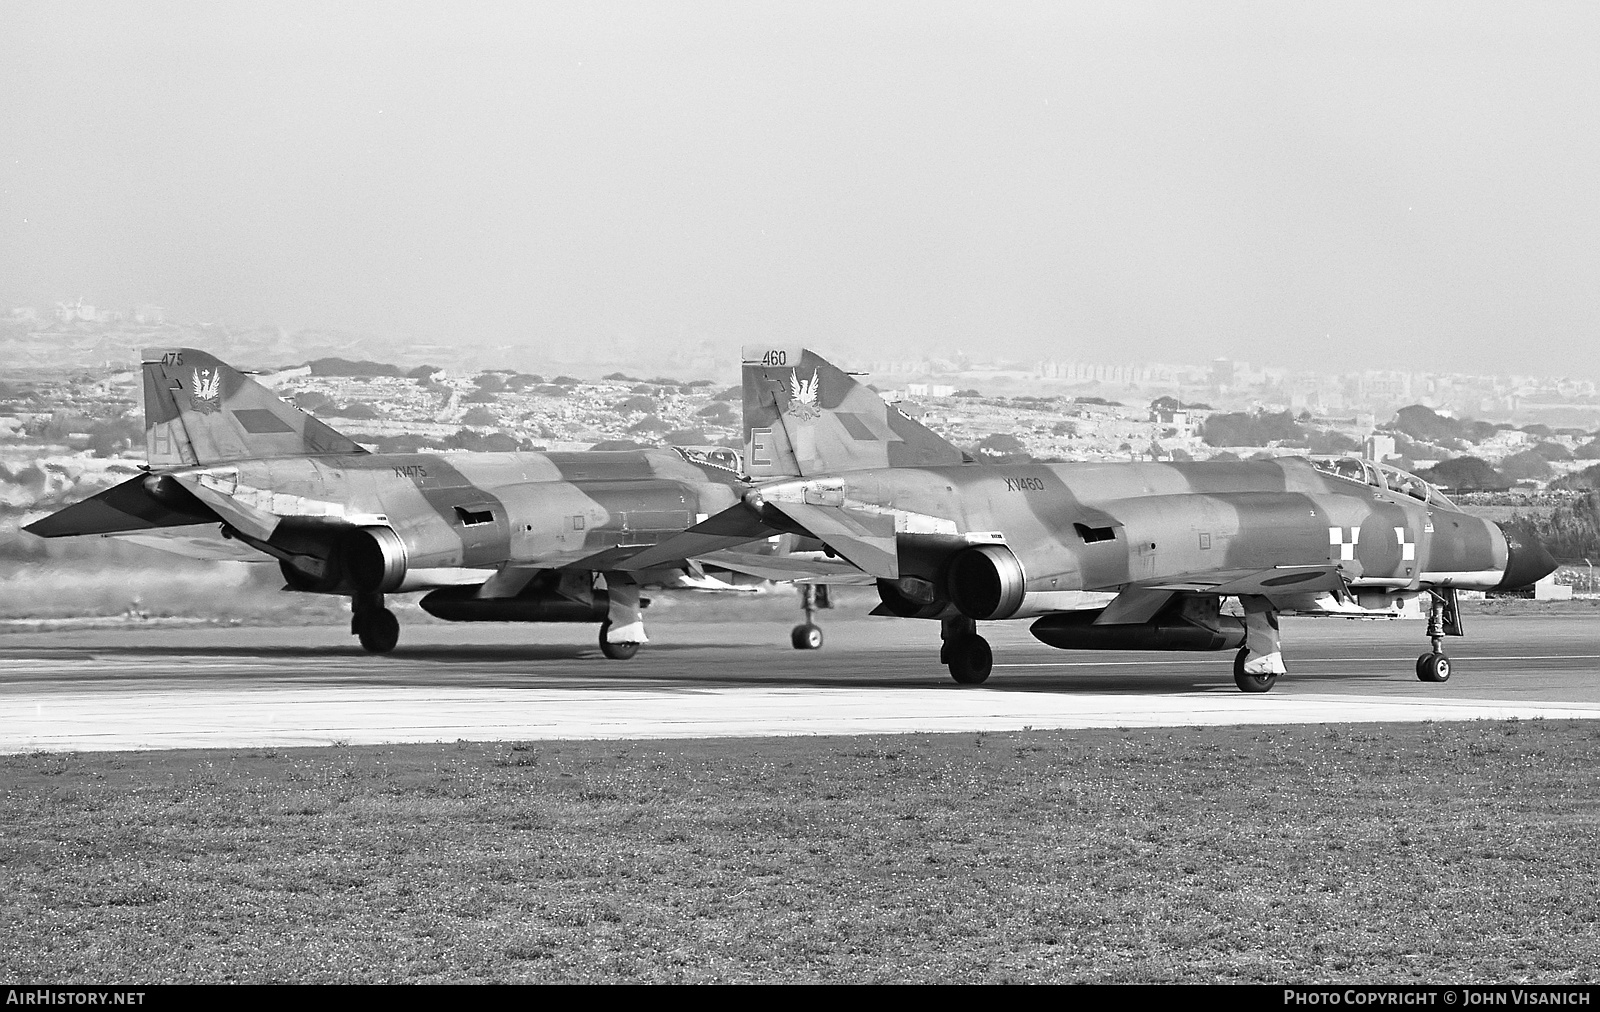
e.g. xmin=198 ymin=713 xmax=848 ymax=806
xmin=2 ymin=612 xmax=1597 ymax=752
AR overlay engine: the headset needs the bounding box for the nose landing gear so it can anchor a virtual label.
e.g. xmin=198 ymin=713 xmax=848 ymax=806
xmin=1416 ymin=589 xmax=1461 ymax=683
xmin=790 ymin=584 xmax=830 ymax=650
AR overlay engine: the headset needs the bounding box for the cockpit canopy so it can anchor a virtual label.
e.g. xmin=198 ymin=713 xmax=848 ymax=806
xmin=1307 ymin=455 xmax=1455 ymax=509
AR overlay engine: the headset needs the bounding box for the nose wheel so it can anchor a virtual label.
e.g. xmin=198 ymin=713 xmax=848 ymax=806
xmin=790 ymin=584 xmax=829 ymax=650
xmin=1416 ymin=652 xmax=1451 ymax=682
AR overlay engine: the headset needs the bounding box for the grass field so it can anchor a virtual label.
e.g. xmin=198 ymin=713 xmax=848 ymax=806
xmin=3 ymin=721 xmax=1599 ymax=983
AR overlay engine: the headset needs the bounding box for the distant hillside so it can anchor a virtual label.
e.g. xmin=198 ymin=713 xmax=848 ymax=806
xmin=307 ymin=358 xmax=405 ymax=378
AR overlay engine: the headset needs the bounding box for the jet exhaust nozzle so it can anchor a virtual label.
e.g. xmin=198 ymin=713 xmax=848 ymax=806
xmin=946 ymin=545 xmax=1027 ymax=621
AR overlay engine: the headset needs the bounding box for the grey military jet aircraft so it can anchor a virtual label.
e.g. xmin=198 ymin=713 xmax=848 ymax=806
xmin=622 ymin=347 xmax=1558 ymax=692
xmin=24 ymin=348 xmax=857 ymax=654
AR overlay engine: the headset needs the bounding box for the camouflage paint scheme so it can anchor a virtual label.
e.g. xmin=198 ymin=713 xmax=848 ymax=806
xmin=624 ymin=346 xmax=1557 ymax=689
xmin=27 ymin=348 xmax=763 ymax=651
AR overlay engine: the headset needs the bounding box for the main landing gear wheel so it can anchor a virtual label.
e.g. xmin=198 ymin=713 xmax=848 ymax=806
xmin=1233 ymin=647 xmax=1278 ymax=693
xmin=598 ymin=621 xmax=640 ymax=660
xmin=1416 ymin=652 xmax=1452 ymax=682
xmin=945 ymin=635 xmax=993 ymax=685
xmin=790 ymin=623 xmax=824 ymax=650
xmin=355 ymin=608 xmax=399 ymax=654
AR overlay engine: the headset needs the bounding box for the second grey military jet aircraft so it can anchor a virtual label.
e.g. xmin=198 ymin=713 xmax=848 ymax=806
xmin=622 ymin=347 xmax=1558 ymax=691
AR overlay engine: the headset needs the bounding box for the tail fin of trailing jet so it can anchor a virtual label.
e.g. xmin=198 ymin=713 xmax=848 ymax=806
xmin=740 ymin=346 xmax=967 ymax=478
xmin=142 ymin=348 xmax=366 ymax=466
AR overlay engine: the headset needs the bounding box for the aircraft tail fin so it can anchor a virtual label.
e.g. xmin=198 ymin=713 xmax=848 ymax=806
xmin=740 ymin=346 xmax=967 ymax=478
xmin=141 ymin=348 xmax=367 ymax=466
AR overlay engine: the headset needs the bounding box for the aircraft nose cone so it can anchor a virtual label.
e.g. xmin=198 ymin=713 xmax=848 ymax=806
xmin=1496 ymin=526 xmax=1559 ymax=590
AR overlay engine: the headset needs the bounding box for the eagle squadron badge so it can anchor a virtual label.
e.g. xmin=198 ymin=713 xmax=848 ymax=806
xmin=785 ymin=369 xmax=820 ymax=421
xmin=190 ymin=367 xmax=223 ymax=413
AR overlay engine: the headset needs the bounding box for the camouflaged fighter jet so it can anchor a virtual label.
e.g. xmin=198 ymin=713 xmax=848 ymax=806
xmin=24 ymin=348 xmax=862 ymax=655
xmin=621 ymin=347 xmax=1559 ymax=692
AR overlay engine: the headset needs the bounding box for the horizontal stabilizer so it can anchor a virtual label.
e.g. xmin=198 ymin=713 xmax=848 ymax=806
xmin=761 ymin=499 xmax=899 ymax=579
xmin=614 ymin=504 xmax=776 ymax=572
xmin=106 ymin=525 xmax=265 ymax=562
xmin=23 ymin=475 xmax=218 ymax=538
xmin=175 ymin=474 xmax=281 ymax=541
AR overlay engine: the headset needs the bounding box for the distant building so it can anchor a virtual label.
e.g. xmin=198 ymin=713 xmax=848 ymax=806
xmin=1209 ymin=358 xmax=1234 ymax=391
xmin=1534 ymin=574 xmax=1572 ymax=601
xmin=1364 ymin=434 xmax=1397 ymax=461
xmin=1155 ymin=410 xmax=1196 ymax=440
xmin=55 ymin=299 xmax=97 ymax=323
xmin=1038 ymin=361 xmax=1168 ymax=385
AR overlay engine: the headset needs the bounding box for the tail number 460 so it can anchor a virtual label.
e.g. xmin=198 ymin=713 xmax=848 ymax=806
xmin=759 ymin=350 xmax=788 ymax=366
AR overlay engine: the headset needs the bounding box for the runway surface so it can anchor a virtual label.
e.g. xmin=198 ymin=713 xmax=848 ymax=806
xmin=2 ymin=612 xmax=1598 ymax=752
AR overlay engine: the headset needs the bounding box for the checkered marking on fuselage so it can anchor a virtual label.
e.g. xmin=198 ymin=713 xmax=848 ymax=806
xmin=1329 ymin=526 xmax=1359 ymax=561
xmin=1395 ymin=526 xmax=1416 ymax=561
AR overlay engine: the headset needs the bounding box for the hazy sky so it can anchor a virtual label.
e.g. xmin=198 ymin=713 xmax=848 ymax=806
xmin=3 ymin=2 xmax=1597 ymax=376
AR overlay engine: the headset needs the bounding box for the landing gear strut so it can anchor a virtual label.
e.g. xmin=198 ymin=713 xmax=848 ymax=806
xmin=599 ymin=574 xmax=646 ymax=660
xmin=352 ymin=590 xmax=399 ymax=654
xmin=942 ymin=615 xmax=992 ymax=685
xmin=791 ymin=584 xmax=829 ymax=650
xmin=1416 ymin=589 xmax=1460 ymax=682
xmin=1233 ymin=595 xmax=1285 ymax=692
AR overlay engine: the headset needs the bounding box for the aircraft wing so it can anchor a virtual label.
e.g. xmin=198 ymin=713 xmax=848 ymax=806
xmin=1135 ymin=565 xmax=1344 ymax=597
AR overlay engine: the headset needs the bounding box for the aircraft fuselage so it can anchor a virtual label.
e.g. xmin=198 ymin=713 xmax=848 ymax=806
xmin=755 ymin=455 xmax=1511 ymax=597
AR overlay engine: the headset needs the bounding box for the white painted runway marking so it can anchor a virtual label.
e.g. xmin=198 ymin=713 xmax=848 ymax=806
xmin=5 ymin=684 xmax=1600 ymax=753
xmin=997 ymin=655 xmax=1600 ymax=668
